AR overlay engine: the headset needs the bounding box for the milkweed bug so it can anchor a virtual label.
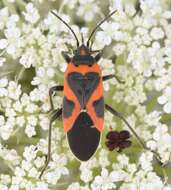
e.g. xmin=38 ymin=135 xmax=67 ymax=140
xmin=39 ymin=9 xmax=161 ymax=179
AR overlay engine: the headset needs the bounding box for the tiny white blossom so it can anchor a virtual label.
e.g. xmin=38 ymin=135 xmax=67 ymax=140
xmin=150 ymin=27 xmax=165 ymax=40
xmin=77 ymin=0 xmax=100 ymax=22
xmin=158 ymin=86 xmax=171 ymax=113
xmin=0 ymin=39 xmax=8 ymax=49
xmin=25 ymin=125 xmax=36 ymax=137
xmin=7 ymin=81 xmax=21 ymax=100
xmin=91 ymin=168 xmax=116 ymax=190
xmin=23 ymin=3 xmax=40 ymax=24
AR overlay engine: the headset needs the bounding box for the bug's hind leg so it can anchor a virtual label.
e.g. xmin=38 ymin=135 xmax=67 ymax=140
xmin=39 ymin=108 xmax=62 ymax=179
xmin=105 ymin=104 xmax=162 ymax=162
xmin=49 ymin=85 xmax=63 ymax=111
xmin=103 ymin=74 xmax=124 ymax=84
xmin=62 ymin=51 xmax=71 ymax=63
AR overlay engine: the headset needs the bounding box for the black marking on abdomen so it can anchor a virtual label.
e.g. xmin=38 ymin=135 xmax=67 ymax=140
xmin=63 ymin=96 xmax=75 ymax=118
xmin=93 ymin=97 xmax=104 ymax=118
xmin=67 ymin=112 xmax=100 ymax=161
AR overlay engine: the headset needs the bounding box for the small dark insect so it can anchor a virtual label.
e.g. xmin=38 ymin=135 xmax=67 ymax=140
xmin=106 ymin=129 xmax=131 ymax=152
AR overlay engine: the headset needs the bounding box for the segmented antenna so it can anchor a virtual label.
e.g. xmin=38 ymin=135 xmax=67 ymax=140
xmin=51 ymin=11 xmax=80 ymax=47
xmin=87 ymin=10 xmax=117 ymax=47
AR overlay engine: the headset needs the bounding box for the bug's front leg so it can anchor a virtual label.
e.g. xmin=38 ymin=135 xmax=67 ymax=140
xmin=105 ymin=104 xmax=162 ymax=162
xmin=103 ymin=74 xmax=124 ymax=83
xmin=39 ymin=108 xmax=62 ymax=179
xmin=49 ymin=85 xmax=63 ymax=111
xmin=61 ymin=51 xmax=71 ymax=63
xmin=94 ymin=51 xmax=103 ymax=62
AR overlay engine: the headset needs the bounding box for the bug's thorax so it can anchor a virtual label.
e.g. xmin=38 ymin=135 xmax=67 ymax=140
xmin=71 ymin=44 xmax=95 ymax=67
xmin=64 ymin=63 xmax=102 ymax=76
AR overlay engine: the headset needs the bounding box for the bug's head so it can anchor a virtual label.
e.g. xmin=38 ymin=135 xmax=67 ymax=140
xmin=76 ymin=44 xmax=90 ymax=56
xmin=51 ymin=10 xmax=117 ymax=66
xmin=72 ymin=44 xmax=94 ymax=66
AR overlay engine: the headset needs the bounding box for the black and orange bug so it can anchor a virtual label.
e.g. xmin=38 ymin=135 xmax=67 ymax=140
xmin=39 ymin=10 xmax=159 ymax=179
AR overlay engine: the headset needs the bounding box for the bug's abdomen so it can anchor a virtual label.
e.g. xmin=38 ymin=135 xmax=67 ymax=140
xmin=67 ymin=112 xmax=100 ymax=161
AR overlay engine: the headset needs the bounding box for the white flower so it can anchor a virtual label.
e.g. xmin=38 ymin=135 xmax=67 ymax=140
xmin=150 ymin=27 xmax=165 ymax=40
xmin=100 ymin=58 xmax=116 ymax=91
xmin=7 ymin=81 xmax=21 ymax=100
xmin=0 ymin=7 xmax=9 ymax=30
xmin=144 ymin=111 xmax=161 ymax=127
xmin=39 ymin=115 xmax=49 ymax=130
xmin=98 ymin=149 xmax=110 ymax=168
xmin=96 ymin=22 xmax=120 ymax=47
xmin=35 ymin=182 xmax=49 ymax=190
xmin=139 ymin=152 xmax=153 ymax=171
xmin=91 ymin=168 xmax=116 ymax=190
xmin=67 ymin=182 xmax=82 ymax=190
xmin=34 ymin=157 xmax=45 ymax=168
xmin=0 ymin=123 xmax=13 ymax=140
xmin=23 ymin=145 xmax=37 ymax=161
xmin=80 ymin=168 xmax=93 ymax=183
xmin=23 ymin=3 xmax=40 ymax=24
xmin=25 ymin=125 xmax=36 ymax=137
xmin=43 ymin=153 xmax=69 ymax=183
xmin=14 ymin=167 xmax=25 ymax=177
xmin=4 ymin=149 xmax=20 ymax=165
xmin=16 ymin=116 xmax=25 ymax=127
xmin=25 ymin=103 xmax=38 ymax=113
xmin=146 ymin=140 xmax=157 ymax=150
xmin=27 ymin=115 xmax=38 ymax=126
xmin=0 ymin=39 xmax=8 ymax=49
xmin=77 ymin=0 xmax=100 ymax=22
xmin=158 ymin=86 xmax=171 ymax=113
xmin=0 ymin=184 xmax=8 ymax=190
xmin=0 ymin=78 xmax=8 ymax=97
xmin=13 ymin=100 xmax=23 ymax=112
xmin=32 ymin=66 xmax=55 ymax=86
xmin=4 ymin=26 xmax=22 ymax=56
xmin=19 ymin=47 xmax=36 ymax=68
xmin=28 ymin=167 xmax=38 ymax=178
xmin=113 ymin=43 xmax=126 ymax=56
xmin=0 ymin=115 xmax=5 ymax=126
xmin=149 ymin=123 xmax=171 ymax=162
xmin=0 ymin=57 xmax=6 ymax=67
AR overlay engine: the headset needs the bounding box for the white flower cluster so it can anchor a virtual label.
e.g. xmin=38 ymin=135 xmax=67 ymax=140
xmin=0 ymin=0 xmax=171 ymax=189
xmin=68 ymin=154 xmax=171 ymax=190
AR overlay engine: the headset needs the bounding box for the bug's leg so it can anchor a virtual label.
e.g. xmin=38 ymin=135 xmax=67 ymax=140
xmin=105 ymin=104 xmax=162 ymax=161
xmin=103 ymin=74 xmax=124 ymax=83
xmin=39 ymin=108 xmax=62 ymax=179
xmin=90 ymin=50 xmax=101 ymax=53
xmin=49 ymin=85 xmax=63 ymax=111
xmin=61 ymin=51 xmax=71 ymax=63
xmin=94 ymin=51 xmax=103 ymax=62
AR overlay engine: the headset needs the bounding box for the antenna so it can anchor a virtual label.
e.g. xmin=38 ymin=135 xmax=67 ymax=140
xmin=87 ymin=10 xmax=117 ymax=47
xmin=81 ymin=33 xmax=84 ymax=44
xmin=51 ymin=11 xmax=80 ymax=47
